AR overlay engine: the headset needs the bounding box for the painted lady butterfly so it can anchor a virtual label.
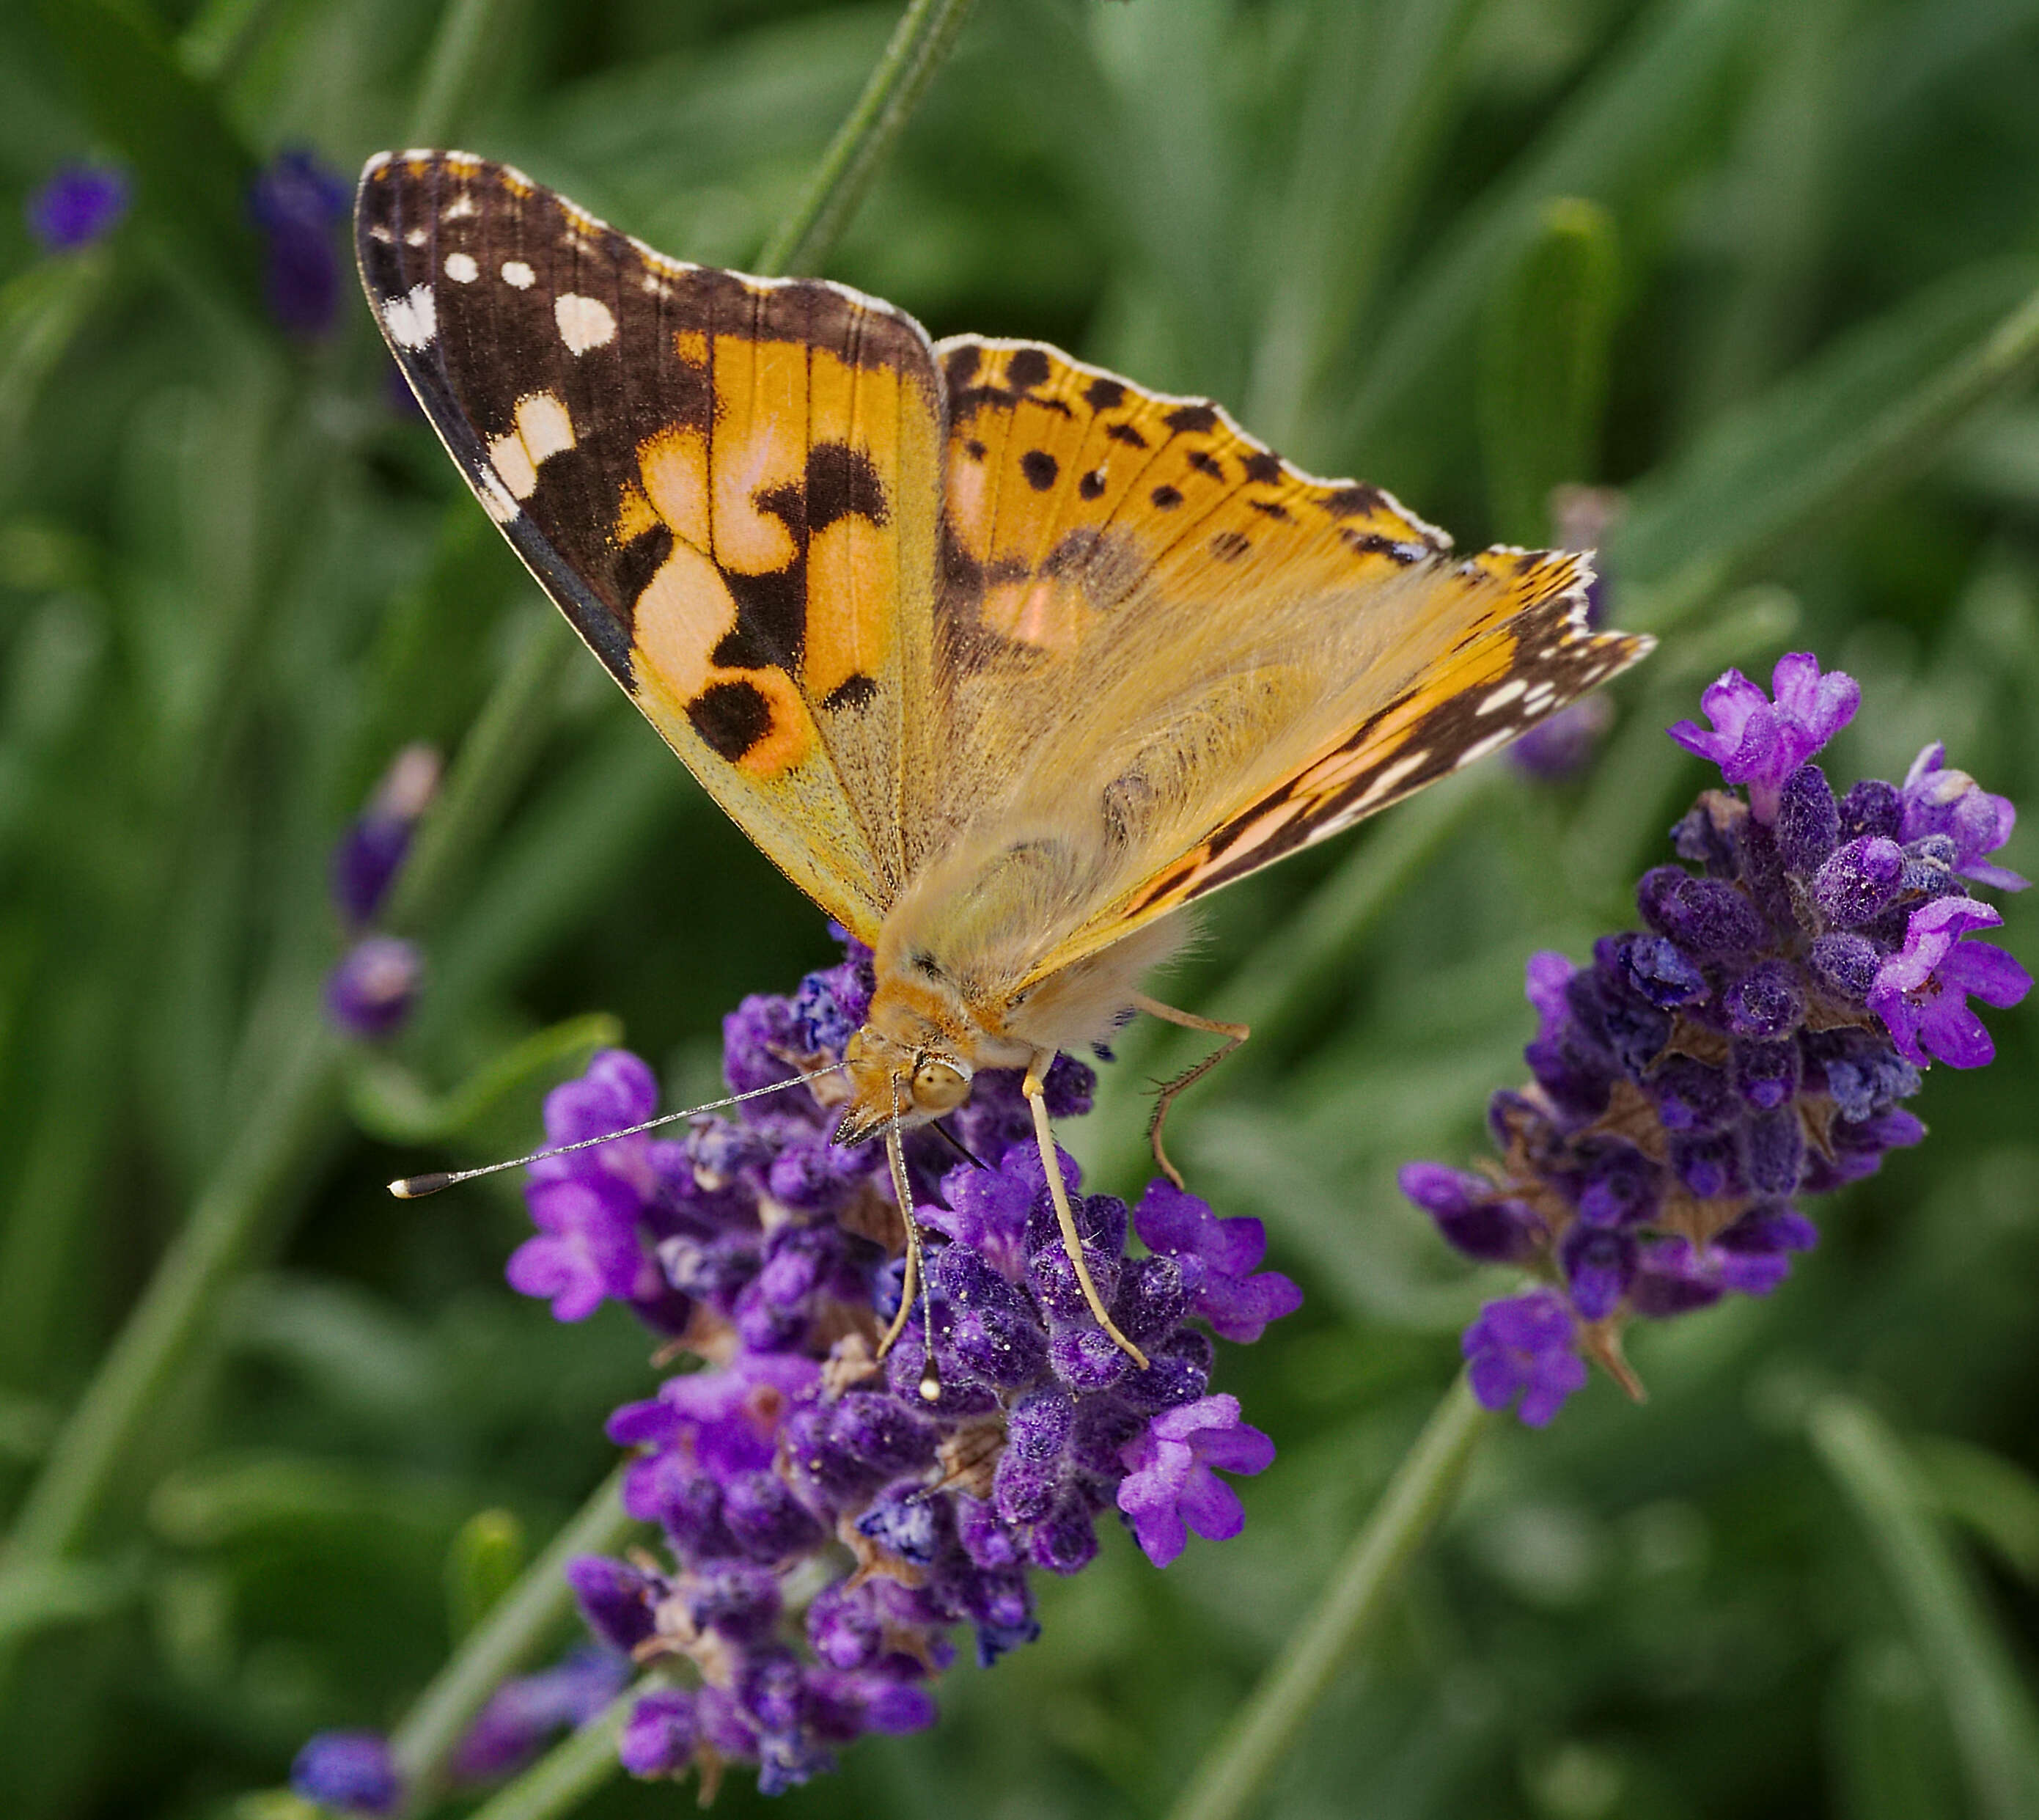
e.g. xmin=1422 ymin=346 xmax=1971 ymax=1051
xmin=358 ymin=152 xmax=1651 ymax=1369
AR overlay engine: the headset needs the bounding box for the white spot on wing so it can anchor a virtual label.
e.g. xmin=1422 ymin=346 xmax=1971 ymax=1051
xmin=444 ymin=252 xmax=478 ymax=283
xmin=405 ymin=227 xmax=427 ymax=247
xmin=554 ymin=292 xmax=616 ymax=353
xmin=488 ymin=433 xmax=538 ymax=501
xmin=1454 ymin=728 xmax=1517 ymax=769
xmin=1475 ymin=678 xmax=1527 ymax=716
xmin=476 ymin=469 xmax=521 ymax=525
xmin=444 ymin=192 xmax=478 ymax=221
xmin=381 ymin=284 xmax=436 ymax=350
xmin=514 ymin=391 xmax=575 ymax=464
xmin=485 ymin=392 xmax=577 ymax=502
xmin=502 ymin=260 xmax=534 ymax=289
xmin=1351 ymin=749 xmax=1429 ymax=812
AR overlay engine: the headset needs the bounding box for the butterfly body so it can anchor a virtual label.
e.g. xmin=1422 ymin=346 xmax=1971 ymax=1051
xmin=356 ymin=151 xmax=1652 ymax=1358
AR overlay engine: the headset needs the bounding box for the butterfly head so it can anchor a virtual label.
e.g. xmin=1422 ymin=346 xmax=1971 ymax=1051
xmin=834 ymin=1025 xmax=973 ymax=1146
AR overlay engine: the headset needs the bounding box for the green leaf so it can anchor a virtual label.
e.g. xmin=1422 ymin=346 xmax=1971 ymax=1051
xmin=1916 ymin=1434 xmax=2039 ymax=1585
xmin=446 ymin=1508 xmax=528 ymax=1641
xmin=0 ymin=254 xmax=111 ymax=479
xmin=1810 ymin=1395 xmax=2039 ymax=1820
xmin=1614 ymin=258 xmax=2039 ymax=611
xmin=344 ymin=1010 xmax=622 ymax=1145
xmin=0 ymin=1558 xmax=132 ymax=1649
xmin=1341 ymin=0 xmax=1762 ymax=450
xmin=1479 ymin=197 xmax=1621 ymax=543
xmin=1829 ymin=1642 xmax=1963 ymax=1820
xmin=147 ymin=1450 xmax=471 ymax=1549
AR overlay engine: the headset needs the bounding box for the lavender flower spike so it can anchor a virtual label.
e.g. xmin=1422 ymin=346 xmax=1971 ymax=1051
xmin=1668 ymin=652 xmax=1859 ymax=821
xmin=513 ymin=931 xmax=1297 ymax=1795
xmin=1407 ymin=657 xmax=2024 ymax=1427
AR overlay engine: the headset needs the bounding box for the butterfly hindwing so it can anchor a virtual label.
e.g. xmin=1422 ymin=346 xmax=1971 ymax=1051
xmin=899 ymin=338 xmax=1648 ymax=986
xmin=356 ymin=153 xmax=944 ymax=941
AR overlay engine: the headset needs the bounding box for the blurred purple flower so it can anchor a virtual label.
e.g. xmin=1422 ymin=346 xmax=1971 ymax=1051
xmin=331 ymin=744 xmax=439 ymax=927
xmin=452 ymin=1646 xmax=630 ymax=1781
xmin=290 ymin=1731 xmax=401 ymax=1816
xmin=324 ymin=935 xmax=422 ymax=1040
xmin=1463 ymin=1291 xmax=1589 ymax=1428
xmin=250 ymin=147 xmax=350 ymax=336
xmin=26 ymin=163 xmax=128 ymax=252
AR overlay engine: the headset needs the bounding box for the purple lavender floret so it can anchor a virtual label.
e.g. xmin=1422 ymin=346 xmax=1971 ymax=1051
xmin=1406 ymin=654 xmax=2026 ymax=1425
xmin=494 ymin=935 xmax=1297 ymax=1795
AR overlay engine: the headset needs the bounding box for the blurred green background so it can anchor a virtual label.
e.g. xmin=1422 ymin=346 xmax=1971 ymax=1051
xmin=2 ymin=0 xmax=2038 ymax=1816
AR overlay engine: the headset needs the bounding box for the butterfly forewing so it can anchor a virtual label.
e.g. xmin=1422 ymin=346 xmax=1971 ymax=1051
xmin=356 ymin=153 xmax=946 ymax=942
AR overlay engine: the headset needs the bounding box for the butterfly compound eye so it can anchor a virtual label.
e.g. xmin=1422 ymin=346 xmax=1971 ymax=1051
xmin=911 ymin=1058 xmax=970 ymax=1114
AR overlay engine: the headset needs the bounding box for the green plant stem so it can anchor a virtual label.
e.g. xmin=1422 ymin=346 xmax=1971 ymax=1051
xmin=384 ymin=609 xmax=576 ymax=936
xmin=1810 ymin=1395 xmax=2039 ymax=1820
xmin=390 ymin=1467 xmax=637 ymax=1809
xmin=6 ymin=1010 xmax=341 ymax=1565
xmin=754 ymin=0 xmax=977 ymax=276
xmin=1165 ymin=1376 xmax=1492 ymax=1820
xmin=463 ymin=1686 xmax=642 ymax=1820
xmin=407 ymin=0 xmax=522 ymax=147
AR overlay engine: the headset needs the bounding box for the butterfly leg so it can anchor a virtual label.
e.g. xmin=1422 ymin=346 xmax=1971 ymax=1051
xmin=1024 ymin=1056 xmax=1150 ymax=1369
xmin=1129 ymin=993 xmax=1251 ymax=1191
xmin=878 ymin=1123 xmax=943 ymax=1402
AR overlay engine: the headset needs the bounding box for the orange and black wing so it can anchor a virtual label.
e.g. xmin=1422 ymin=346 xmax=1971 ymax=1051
xmin=356 ymin=153 xmax=944 ymax=941
xmin=911 ymin=337 xmax=1650 ymax=983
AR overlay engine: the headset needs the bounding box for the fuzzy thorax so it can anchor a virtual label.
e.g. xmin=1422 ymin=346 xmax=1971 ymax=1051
xmin=834 ymin=914 xmax=1186 ymax=1147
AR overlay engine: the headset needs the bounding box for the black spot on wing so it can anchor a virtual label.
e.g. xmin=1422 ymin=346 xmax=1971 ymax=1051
xmin=1163 ymin=403 xmax=1219 ymax=436
xmin=1210 ymin=529 xmax=1250 ymax=561
xmin=612 ymin=521 xmax=675 ymax=609
xmin=1006 ymin=347 xmax=1051 ymax=390
xmin=1240 ymin=451 xmax=1282 ymax=485
xmin=1325 ymin=484 xmax=1385 ymax=518
xmin=1021 ymin=450 xmax=1059 ymax=491
xmin=1084 ymin=376 xmax=1126 ymax=411
xmin=1188 ymin=449 xmax=1224 ymax=480
xmin=821 ymin=672 xmax=878 ymax=713
xmin=804 ymin=441 xmax=890 ymax=532
xmin=1106 ymin=422 xmax=1147 ymax=449
xmin=1079 ymin=469 xmax=1106 ymax=501
xmin=688 ymin=678 xmax=774 ymax=761
xmin=1150 ymin=485 xmax=1183 ymax=510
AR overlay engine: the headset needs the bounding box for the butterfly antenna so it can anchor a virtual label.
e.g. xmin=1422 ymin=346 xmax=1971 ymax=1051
xmin=386 ymin=1063 xmax=848 ymax=1198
